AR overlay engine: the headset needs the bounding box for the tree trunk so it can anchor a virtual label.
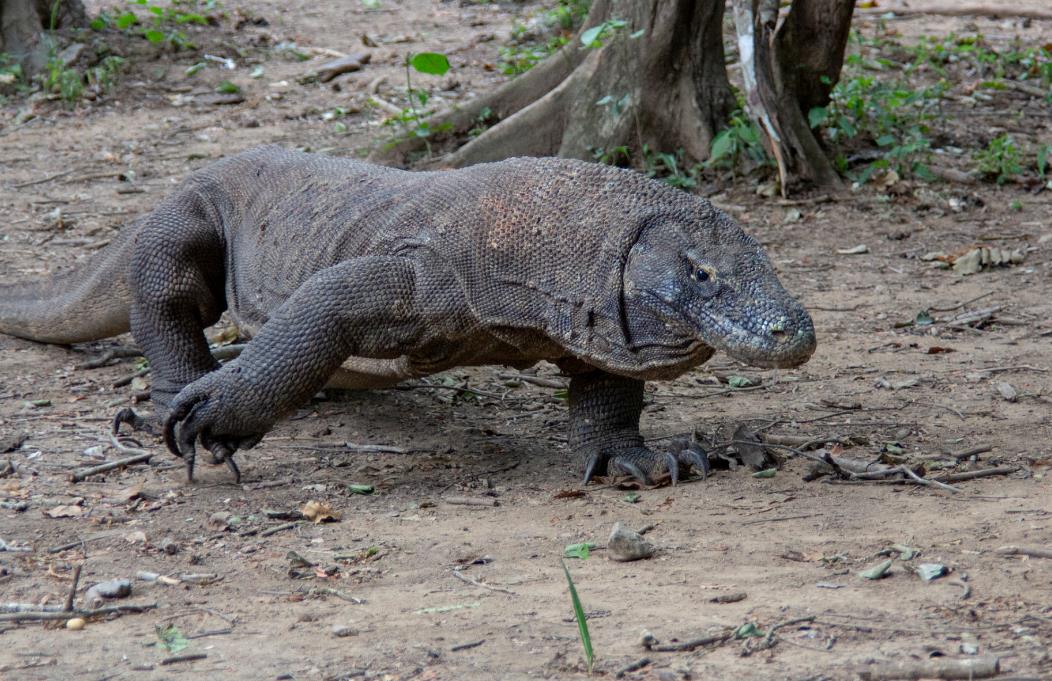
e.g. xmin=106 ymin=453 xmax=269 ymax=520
xmin=1 ymin=0 xmax=87 ymax=76
xmin=386 ymin=0 xmax=736 ymax=169
xmin=775 ymin=0 xmax=856 ymax=120
xmin=732 ymin=0 xmax=854 ymax=193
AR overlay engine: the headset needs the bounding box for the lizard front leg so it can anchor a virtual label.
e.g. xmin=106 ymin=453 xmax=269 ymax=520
xmin=163 ymin=256 xmax=443 ymax=481
xmin=569 ymin=370 xmax=708 ymax=486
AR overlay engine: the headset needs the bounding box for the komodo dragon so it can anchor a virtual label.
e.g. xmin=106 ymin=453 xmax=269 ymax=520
xmin=0 ymin=146 xmax=816 ymax=484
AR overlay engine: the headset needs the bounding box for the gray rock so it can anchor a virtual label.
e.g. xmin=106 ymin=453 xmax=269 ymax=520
xmin=607 ymin=522 xmax=654 ymax=562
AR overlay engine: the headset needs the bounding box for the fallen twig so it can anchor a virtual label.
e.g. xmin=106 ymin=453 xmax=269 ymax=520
xmin=615 ymin=657 xmax=651 ymax=678
xmin=497 ymin=372 xmax=567 ymax=389
xmin=647 ymin=627 xmax=734 ymax=652
xmin=76 ymin=346 xmax=143 ymax=370
xmin=452 ymin=569 xmax=516 ymax=595
xmin=933 ymin=466 xmax=1018 ymax=483
xmin=0 ymin=602 xmax=157 ymax=622
xmin=70 ymin=451 xmax=152 ymax=483
xmin=159 ymin=653 xmax=208 ymax=666
xmin=259 ymin=521 xmax=302 ymax=537
xmin=857 ymin=654 xmax=999 ymax=680
xmin=443 ymin=496 xmax=499 ymax=507
xmin=63 ymin=564 xmax=82 ymax=612
xmin=450 ymin=639 xmax=486 ymax=652
xmin=996 ymin=546 xmax=1052 ymax=560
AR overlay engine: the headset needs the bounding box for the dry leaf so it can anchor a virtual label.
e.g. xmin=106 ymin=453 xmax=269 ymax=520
xmin=115 ymin=484 xmax=143 ymax=502
xmin=300 ymin=500 xmax=341 ymax=524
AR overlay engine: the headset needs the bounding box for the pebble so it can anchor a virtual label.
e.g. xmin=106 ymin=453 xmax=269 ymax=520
xmin=66 ymin=617 xmax=86 ymax=630
xmin=607 ymin=522 xmax=654 ymax=562
xmin=83 ymin=578 xmax=132 ymax=607
xmin=331 ymin=624 xmax=358 ymax=638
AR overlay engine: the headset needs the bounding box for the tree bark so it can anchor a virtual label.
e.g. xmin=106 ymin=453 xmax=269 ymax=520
xmin=775 ymin=0 xmax=856 ymax=117
xmin=1 ymin=0 xmax=87 ymax=76
xmin=732 ymin=0 xmax=849 ymax=193
xmin=385 ymin=0 xmax=736 ymax=169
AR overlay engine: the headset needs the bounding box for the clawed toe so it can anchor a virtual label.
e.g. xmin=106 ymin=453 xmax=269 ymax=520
xmin=582 ymin=444 xmax=710 ymax=487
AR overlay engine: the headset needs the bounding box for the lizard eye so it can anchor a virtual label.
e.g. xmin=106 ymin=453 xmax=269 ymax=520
xmin=693 ymin=266 xmax=715 ymax=283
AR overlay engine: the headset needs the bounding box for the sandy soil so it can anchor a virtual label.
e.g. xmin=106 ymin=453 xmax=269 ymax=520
xmin=0 ymin=2 xmax=1050 ymax=680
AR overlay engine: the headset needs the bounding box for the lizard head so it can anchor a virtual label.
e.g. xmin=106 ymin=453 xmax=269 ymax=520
xmin=622 ymin=208 xmax=816 ymax=369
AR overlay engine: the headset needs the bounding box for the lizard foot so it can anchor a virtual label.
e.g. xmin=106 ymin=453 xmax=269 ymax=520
xmin=111 ymin=407 xmax=157 ymax=437
xmin=163 ymin=372 xmax=267 ymax=483
xmin=583 ymin=439 xmax=709 ymax=487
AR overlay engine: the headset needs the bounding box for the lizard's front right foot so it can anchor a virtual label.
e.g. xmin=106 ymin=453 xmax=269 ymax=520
xmin=583 ymin=439 xmax=709 ymax=487
xmin=163 ymin=369 xmax=270 ymax=483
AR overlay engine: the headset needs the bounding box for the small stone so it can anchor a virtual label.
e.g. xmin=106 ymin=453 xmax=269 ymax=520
xmin=83 ymin=579 xmax=132 ymax=607
xmin=66 ymin=617 xmax=86 ymax=630
xmin=331 ymin=624 xmax=358 ymax=638
xmin=607 ymin=522 xmax=654 ymax=562
xmin=160 ymin=538 xmax=180 ymax=555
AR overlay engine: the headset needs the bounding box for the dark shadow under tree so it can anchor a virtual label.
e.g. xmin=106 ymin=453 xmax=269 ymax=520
xmin=1 ymin=0 xmax=87 ymax=76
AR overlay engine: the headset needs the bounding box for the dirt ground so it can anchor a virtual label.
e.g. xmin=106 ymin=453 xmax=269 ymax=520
xmin=1 ymin=1 xmax=1050 ymax=680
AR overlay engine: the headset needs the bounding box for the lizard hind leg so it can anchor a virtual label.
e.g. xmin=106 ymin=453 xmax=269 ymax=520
xmin=567 ymin=370 xmax=710 ymax=486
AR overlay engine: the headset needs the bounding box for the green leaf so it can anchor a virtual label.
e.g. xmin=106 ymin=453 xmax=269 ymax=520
xmin=623 ymin=493 xmax=640 ymax=503
xmin=116 ymin=12 xmax=138 ymax=29
xmin=629 ymin=29 xmax=645 ymax=39
xmin=564 ymin=542 xmax=594 ymax=560
xmin=562 ymin=561 xmax=594 ymax=672
xmin=553 ymin=388 xmax=568 ymax=401
xmin=155 ymin=624 xmax=189 ymax=653
xmin=891 ymin=543 xmax=919 ymax=560
xmin=144 ymin=29 xmax=165 ymax=43
xmin=752 ymin=468 xmax=777 ymax=479
xmin=915 ymin=309 xmax=934 ymax=326
xmin=859 ymin=558 xmax=893 ymax=580
xmin=876 ymin=134 xmax=896 ymax=147
xmin=708 ymin=130 xmax=735 ymax=163
xmin=579 ymin=25 xmax=603 ymax=47
xmin=185 ymin=62 xmax=206 ymax=76
xmin=215 ymin=80 xmax=240 ymax=94
xmin=807 ymin=106 xmax=828 ymax=129
xmin=90 ymin=17 xmax=107 ymax=30
xmin=727 ymin=375 xmax=754 ymax=388
xmin=409 ymin=52 xmax=450 ymax=76
xmin=734 ymin=622 xmax=765 ymax=639
xmin=347 ymin=484 xmax=374 ymax=495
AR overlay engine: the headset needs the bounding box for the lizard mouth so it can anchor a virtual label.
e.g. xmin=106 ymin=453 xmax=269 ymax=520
xmin=634 ymin=290 xmax=815 ymax=369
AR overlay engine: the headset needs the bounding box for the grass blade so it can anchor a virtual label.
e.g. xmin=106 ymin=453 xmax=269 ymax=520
xmin=561 ymin=560 xmax=594 ymax=672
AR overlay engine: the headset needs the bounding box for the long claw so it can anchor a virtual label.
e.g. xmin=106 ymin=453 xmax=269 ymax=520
xmin=224 ymin=455 xmax=241 ymax=484
xmin=163 ymin=393 xmax=208 ymax=458
xmin=664 ymin=452 xmax=680 ymax=486
xmin=583 ymin=451 xmax=602 ymax=485
xmin=185 ymin=448 xmax=196 ymax=482
xmin=611 ymin=458 xmax=652 ymax=486
xmin=681 ymin=448 xmax=710 ymax=479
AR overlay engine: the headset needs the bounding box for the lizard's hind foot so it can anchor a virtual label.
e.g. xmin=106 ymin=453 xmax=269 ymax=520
xmin=584 ymin=439 xmax=709 ymax=487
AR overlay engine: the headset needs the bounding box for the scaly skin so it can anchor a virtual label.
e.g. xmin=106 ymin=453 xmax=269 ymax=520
xmin=0 ymin=146 xmax=816 ymax=484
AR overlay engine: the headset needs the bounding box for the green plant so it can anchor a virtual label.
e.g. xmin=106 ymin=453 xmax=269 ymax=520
xmin=811 ymin=73 xmax=944 ymax=183
xmin=706 ymin=109 xmax=770 ymax=172
xmin=381 ymin=52 xmax=453 ymax=153
xmin=43 ymin=54 xmax=83 ymax=103
xmin=96 ymin=0 xmax=212 ymax=50
xmin=642 ymin=146 xmax=700 ymax=189
xmin=87 ymin=55 xmax=127 ymax=92
xmin=580 ymin=18 xmax=625 ymax=48
xmin=562 ymin=561 xmax=594 ymax=673
xmin=590 ymin=145 xmax=630 ymax=166
xmin=974 ymin=133 xmax=1023 ymax=184
xmin=0 ymin=53 xmax=24 ymax=88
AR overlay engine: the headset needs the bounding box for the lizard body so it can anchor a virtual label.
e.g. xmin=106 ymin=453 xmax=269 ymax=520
xmin=0 ymin=147 xmax=815 ymax=483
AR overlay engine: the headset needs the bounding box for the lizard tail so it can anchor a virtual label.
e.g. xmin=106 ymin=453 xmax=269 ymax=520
xmin=0 ymin=222 xmax=138 ymax=344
